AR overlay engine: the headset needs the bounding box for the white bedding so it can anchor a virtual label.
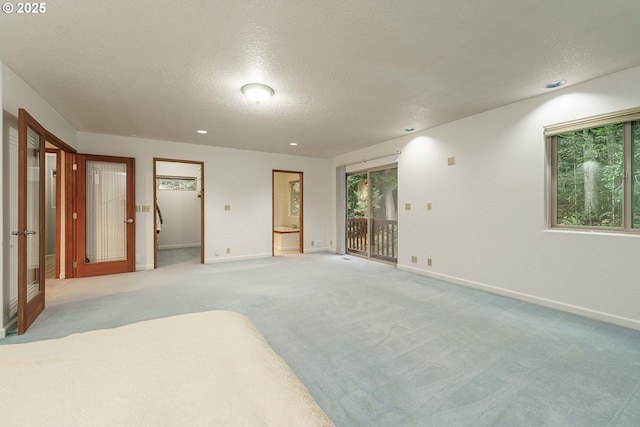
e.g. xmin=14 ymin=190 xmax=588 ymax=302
xmin=0 ymin=311 xmax=334 ymax=426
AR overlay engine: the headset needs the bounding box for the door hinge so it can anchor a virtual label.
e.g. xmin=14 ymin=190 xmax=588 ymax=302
xmin=73 ymin=212 xmax=77 ymax=219
xmin=73 ymin=261 xmax=77 ymax=268
xmin=72 ymin=163 xmax=77 ymax=171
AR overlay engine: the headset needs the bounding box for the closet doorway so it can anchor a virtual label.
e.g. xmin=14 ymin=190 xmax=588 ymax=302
xmin=272 ymin=170 xmax=303 ymax=256
xmin=153 ymin=158 xmax=204 ymax=268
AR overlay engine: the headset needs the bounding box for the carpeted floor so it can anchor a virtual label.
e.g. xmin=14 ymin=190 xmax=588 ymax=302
xmin=2 ymin=250 xmax=640 ymax=426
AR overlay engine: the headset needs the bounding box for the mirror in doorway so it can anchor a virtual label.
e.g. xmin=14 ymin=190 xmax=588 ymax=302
xmin=290 ymin=180 xmax=300 ymax=216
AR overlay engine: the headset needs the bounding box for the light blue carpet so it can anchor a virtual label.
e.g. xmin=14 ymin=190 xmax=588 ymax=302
xmin=2 ymin=251 xmax=639 ymax=426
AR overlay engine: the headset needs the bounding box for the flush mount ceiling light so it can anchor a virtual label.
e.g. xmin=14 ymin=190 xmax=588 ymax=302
xmin=545 ymin=80 xmax=566 ymax=89
xmin=289 ymin=142 xmax=298 ymax=146
xmin=241 ymin=83 xmax=274 ymax=104
xmin=196 ymin=129 xmax=207 ymax=134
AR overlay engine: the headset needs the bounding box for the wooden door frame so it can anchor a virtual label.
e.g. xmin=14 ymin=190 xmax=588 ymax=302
xmin=74 ymin=154 xmax=136 ymax=277
xmin=272 ymin=170 xmax=304 ymax=256
xmin=16 ymin=109 xmax=76 ymax=333
xmin=17 ymin=110 xmax=46 ymax=334
xmin=153 ymin=158 xmax=205 ymax=268
xmin=42 ymin=129 xmax=77 ymax=279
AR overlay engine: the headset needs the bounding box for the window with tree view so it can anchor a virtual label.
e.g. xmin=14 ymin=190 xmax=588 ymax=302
xmin=549 ymin=113 xmax=640 ymax=231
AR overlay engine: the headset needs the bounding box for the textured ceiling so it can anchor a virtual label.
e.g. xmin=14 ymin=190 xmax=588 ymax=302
xmin=1 ymin=1 xmax=640 ymax=157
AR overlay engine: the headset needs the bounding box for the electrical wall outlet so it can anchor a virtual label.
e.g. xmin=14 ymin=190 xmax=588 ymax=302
xmin=427 ymin=258 xmax=432 ymax=266
xmin=226 ymin=248 xmax=231 ymax=254
xmin=448 ymin=157 xmax=456 ymax=166
xmin=142 ymin=205 xmax=151 ymax=212
xmin=427 ymin=202 xmax=432 ymax=211
xmin=411 ymin=256 xmax=418 ymax=263
xmin=224 ymin=205 xmax=231 ymax=211
xmin=135 ymin=205 xmax=141 ymax=212
xmin=405 ymin=203 xmax=411 ymax=211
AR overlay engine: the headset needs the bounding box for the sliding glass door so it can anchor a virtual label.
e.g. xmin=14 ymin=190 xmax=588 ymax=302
xmin=346 ymin=166 xmax=397 ymax=262
xmin=346 ymin=172 xmax=368 ymax=256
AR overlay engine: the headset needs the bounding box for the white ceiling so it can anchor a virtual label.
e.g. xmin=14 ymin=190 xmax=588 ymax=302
xmin=1 ymin=1 xmax=640 ymax=158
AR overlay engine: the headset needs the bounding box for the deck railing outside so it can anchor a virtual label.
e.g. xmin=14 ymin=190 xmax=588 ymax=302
xmin=347 ymin=218 xmax=397 ymax=262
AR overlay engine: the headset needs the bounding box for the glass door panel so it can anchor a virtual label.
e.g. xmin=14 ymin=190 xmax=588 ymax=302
xmin=370 ymin=168 xmax=398 ymax=262
xmin=346 ymin=172 xmax=368 ymax=256
xmin=85 ymin=161 xmax=127 ymax=263
xmin=26 ymin=126 xmax=42 ymax=303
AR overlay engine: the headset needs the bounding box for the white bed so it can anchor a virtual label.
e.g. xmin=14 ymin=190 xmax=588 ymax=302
xmin=0 ymin=311 xmax=334 ymax=426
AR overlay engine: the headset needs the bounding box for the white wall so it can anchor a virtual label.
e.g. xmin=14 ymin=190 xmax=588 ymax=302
xmin=2 ymin=64 xmax=77 ymax=148
xmin=332 ymin=66 xmax=640 ymax=330
xmin=156 ymin=162 xmax=201 ymax=249
xmin=77 ymin=133 xmax=332 ymax=269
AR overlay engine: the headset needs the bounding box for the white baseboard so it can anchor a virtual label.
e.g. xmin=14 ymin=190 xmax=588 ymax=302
xmin=206 ymin=253 xmax=272 ymax=264
xmin=398 ymin=264 xmax=640 ymax=331
xmin=1 ymin=318 xmax=17 ymax=340
xmin=275 ymin=245 xmax=300 ymax=251
xmin=136 ymin=264 xmax=155 ymax=271
xmin=158 ymin=243 xmax=200 ymax=250
xmin=304 ymin=247 xmax=329 ymax=253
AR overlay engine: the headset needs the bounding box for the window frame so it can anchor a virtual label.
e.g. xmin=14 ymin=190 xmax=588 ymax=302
xmin=546 ymin=108 xmax=640 ymax=234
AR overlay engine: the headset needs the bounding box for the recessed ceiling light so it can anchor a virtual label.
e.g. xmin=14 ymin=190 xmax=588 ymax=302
xmin=241 ymin=83 xmax=274 ymax=104
xmin=545 ymin=80 xmax=566 ymax=89
xmin=197 ymin=130 xmax=207 ymax=134
xmin=405 ymin=127 xmax=415 ymax=132
xmin=289 ymin=142 xmax=298 ymax=146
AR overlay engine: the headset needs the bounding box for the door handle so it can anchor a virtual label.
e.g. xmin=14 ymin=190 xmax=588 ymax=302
xmin=11 ymin=230 xmax=36 ymax=236
xmin=125 ymin=219 xmax=134 ymax=224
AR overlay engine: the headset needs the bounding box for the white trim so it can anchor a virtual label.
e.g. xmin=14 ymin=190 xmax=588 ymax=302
xmin=544 ymin=106 xmax=640 ymax=136
xmin=398 ymin=265 xmax=640 ymax=331
xmin=158 ymin=243 xmax=200 ymax=250
xmin=206 ymin=253 xmax=272 ymax=264
xmin=136 ymin=264 xmax=154 ymax=271
xmin=1 ymin=318 xmax=18 ymax=339
xmin=304 ymin=247 xmax=328 ymax=253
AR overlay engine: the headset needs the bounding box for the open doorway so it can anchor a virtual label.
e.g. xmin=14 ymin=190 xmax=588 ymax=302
xmin=272 ymin=170 xmax=303 ymax=256
xmin=44 ymin=148 xmax=61 ymax=280
xmin=153 ymin=158 xmax=204 ymax=268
